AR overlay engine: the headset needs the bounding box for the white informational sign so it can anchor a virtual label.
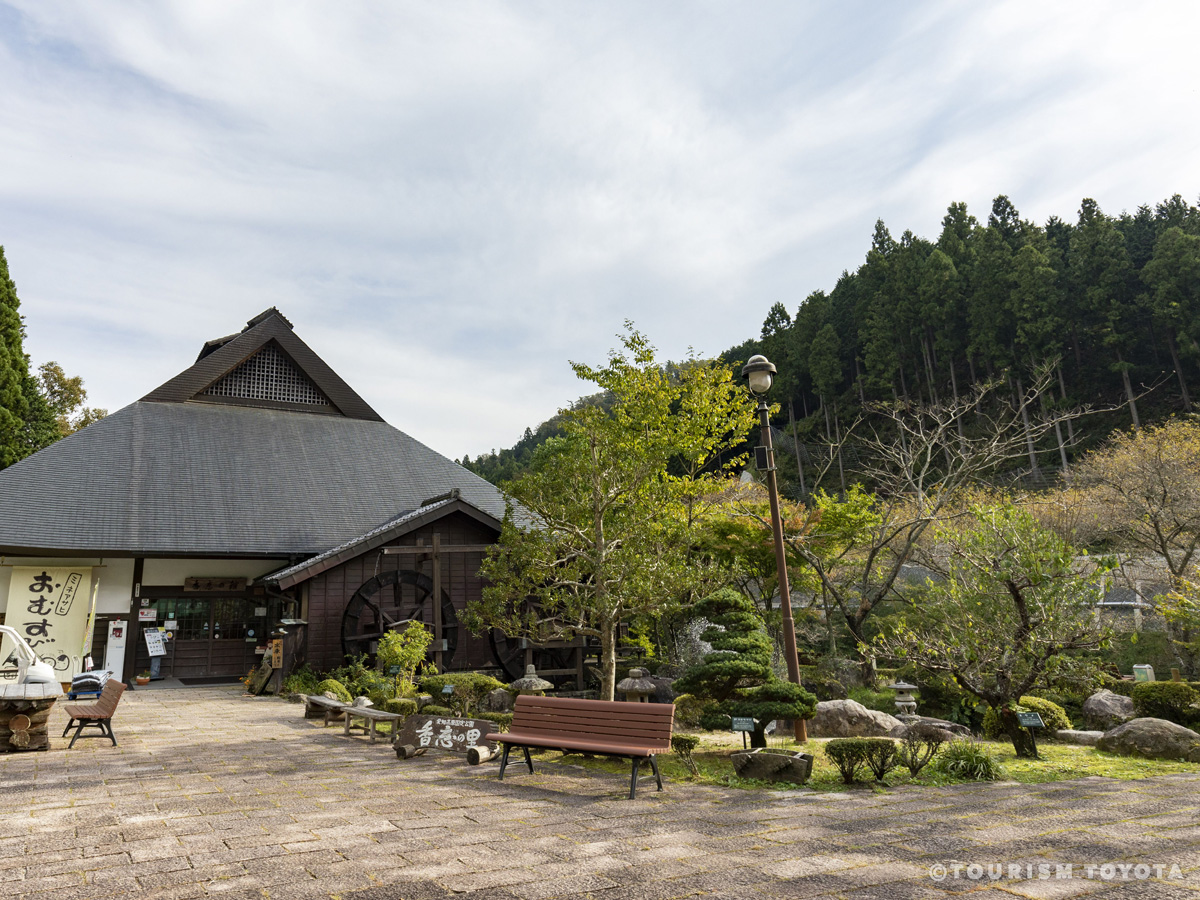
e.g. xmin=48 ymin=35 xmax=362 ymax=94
xmin=138 ymin=608 xmax=157 ymax=622
xmin=2 ymin=566 xmax=93 ymax=681
xmin=104 ymin=620 xmax=128 ymax=677
xmin=144 ymin=629 xmax=167 ymax=657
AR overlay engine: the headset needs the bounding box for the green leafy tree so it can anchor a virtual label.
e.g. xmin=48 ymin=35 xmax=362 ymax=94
xmin=36 ymin=361 xmax=107 ymax=436
xmin=0 ymin=246 xmax=31 ymax=467
xmin=376 ymin=622 xmax=433 ymax=698
xmin=875 ymin=503 xmax=1111 ymax=757
xmin=674 ymin=588 xmax=816 ymax=748
xmin=467 ymin=325 xmax=756 ymax=700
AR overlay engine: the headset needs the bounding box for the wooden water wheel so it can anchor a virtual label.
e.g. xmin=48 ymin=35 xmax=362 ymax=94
xmin=341 ymin=569 xmax=457 ymax=668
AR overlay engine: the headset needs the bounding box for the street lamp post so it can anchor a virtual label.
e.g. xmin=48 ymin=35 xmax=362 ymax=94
xmin=742 ymin=354 xmax=808 ymax=743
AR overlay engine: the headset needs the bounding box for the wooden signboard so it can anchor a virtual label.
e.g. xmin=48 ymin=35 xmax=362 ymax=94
xmin=183 ymin=577 xmax=247 ymax=593
xmin=270 ymin=639 xmax=283 ymax=668
xmin=393 ymin=714 xmax=497 ymax=757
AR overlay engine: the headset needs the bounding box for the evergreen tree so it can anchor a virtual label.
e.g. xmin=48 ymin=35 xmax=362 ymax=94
xmin=674 ymin=588 xmax=816 ymax=748
xmin=0 ymin=246 xmax=35 ymax=468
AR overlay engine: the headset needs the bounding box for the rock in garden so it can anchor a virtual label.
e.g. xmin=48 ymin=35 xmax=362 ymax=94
xmin=1056 ymin=730 xmax=1103 ymax=747
xmin=352 ymin=696 xmax=373 ymax=708
xmin=1082 ymin=690 xmax=1135 ymax=730
xmin=485 ymin=688 xmax=513 ymax=712
xmin=648 ymin=676 xmax=676 ymax=704
xmin=888 ymin=717 xmax=966 ymax=742
xmin=1096 ymin=717 xmax=1200 ymax=762
xmin=808 ymin=699 xmax=902 ymax=737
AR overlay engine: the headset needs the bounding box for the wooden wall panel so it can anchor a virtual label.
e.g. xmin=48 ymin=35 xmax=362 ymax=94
xmin=304 ymin=511 xmax=499 ymax=673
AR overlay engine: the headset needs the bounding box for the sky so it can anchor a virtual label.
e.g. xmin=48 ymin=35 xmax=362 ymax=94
xmin=1 ymin=1 xmax=1198 ymax=460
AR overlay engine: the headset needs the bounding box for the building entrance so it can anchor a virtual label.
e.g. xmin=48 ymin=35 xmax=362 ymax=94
xmin=133 ymin=597 xmax=267 ymax=679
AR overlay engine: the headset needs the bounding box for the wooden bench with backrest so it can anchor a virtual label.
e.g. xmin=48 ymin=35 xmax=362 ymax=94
xmin=61 ymin=679 xmax=126 ymax=749
xmin=484 ymin=695 xmax=675 ymax=799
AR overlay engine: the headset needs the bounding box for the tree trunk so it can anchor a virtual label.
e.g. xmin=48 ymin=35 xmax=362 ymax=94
xmin=1166 ymin=331 xmax=1193 ymax=412
xmin=1000 ymin=706 xmax=1038 ymax=758
xmin=599 ymin=619 xmax=618 ymax=701
xmin=854 ymin=357 xmax=865 ymax=403
xmin=1014 ymin=374 xmax=1040 ymax=477
xmin=1116 ymin=349 xmax=1141 ymax=428
xmin=921 ymin=337 xmax=940 ymax=405
xmin=789 ymin=400 xmax=807 ymax=499
xmin=833 ymin=402 xmax=846 ymax=496
xmin=1057 ymin=366 xmax=1076 ymax=446
xmin=949 ymin=360 xmax=964 ymax=437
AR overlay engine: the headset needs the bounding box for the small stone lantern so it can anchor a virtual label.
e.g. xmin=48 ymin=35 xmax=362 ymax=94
xmin=891 ymin=681 xmax=919 ymax=722
xmin=616 ymin=667 xmax=656 ymax=703
xmin=510 ymin=664 xmax=553 ymax=696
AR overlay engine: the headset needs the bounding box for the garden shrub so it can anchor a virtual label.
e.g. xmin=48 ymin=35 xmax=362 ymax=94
xmin=671 ymin=734 xmax=700 ymax=776
xmin=281 ymin=664 xmax=321 ymax=696
xmin=420 ymin=704 xmax=453 ymax=716
xmin=671 ymin=693 xmax=715 ymax=727
xmin=367 ymin=690 xmax=389 ymax=708
xmin=1132 ymin=681 xmax=1197 ymax=724
xmin=897 ymin=723 xmax=947 ymax=777
xmin=932 ymin=740 xmax=1004 ymax=781
xmin=862 ymin=738 xmax=899 ymax=782
xmin=383 ymin=698 xmax=418 ymax=717
xmin=824 ymin=738 xmax=875 ymax=784
xmin=1100 ymin=676 xmax=1137 ymax=698
xmin=848 ymin=686 xmax=898 ymax=713
xmin=895 ymin=668 xmax=985 ymax=731
xmin=327 ymin=655 xmax=393 ymax=699
xmin=474 ymin=711 xmax=512 ymax=731
xmin=981 ymin=696 xmax=1071 ymax=738
xmin=315 ymin=679 xmax=351 ymax=703
xmin=418 ymin=673 xmax=509 ymax=716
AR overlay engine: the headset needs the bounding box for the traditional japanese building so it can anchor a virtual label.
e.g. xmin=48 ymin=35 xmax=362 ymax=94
xmin=0 ymin=308 xmax=515 ymax=685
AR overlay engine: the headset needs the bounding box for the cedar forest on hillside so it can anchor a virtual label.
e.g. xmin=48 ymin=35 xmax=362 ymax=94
xmin=466 ymin=193 xmax=1200 ymax=495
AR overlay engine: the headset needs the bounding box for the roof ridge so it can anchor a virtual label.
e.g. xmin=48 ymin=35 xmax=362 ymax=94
xmin=140 ymin=310 xmax=383 ymax=421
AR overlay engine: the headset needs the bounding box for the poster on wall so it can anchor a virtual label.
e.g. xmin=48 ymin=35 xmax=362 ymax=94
xmin=1 ymin=567 xmax=94 ymax=682
xmin=144 ymin=630 xmax=167 ymax=657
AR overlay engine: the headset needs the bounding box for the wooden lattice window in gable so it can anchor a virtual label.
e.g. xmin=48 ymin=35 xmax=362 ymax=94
xmin=200 ymin=343 xmax=330 ymax=407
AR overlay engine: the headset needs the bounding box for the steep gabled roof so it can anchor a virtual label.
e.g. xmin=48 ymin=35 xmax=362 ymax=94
xmin=261 ymin=491 xmax=502 ymax=590
xmin=0 ymin=309 xmax=508 ymax=557
xmin=141 ymin=307 xmax=383 ymax=421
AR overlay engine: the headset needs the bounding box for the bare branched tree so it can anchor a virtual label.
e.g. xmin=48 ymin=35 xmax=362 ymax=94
xmin=774 ymin=365 xmax=1092 ymax=683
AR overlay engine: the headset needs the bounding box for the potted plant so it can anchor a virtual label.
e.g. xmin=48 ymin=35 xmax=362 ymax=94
xmin=135 ymin=671 xmax=151 ymax=686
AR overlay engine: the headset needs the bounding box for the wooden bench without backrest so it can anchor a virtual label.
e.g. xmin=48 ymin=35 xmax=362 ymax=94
xmin=61 ymin=679 xmax=126 ymax=749
xmin=484 ymin=695 xmax=675 ymax=799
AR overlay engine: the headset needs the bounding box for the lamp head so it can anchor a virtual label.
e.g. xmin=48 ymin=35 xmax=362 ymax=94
xmin=741 ymin=354 xmax=777 ymax=395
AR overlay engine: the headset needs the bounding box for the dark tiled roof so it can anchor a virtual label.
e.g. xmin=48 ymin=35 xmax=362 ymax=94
xmin=261 ymin=493 xmax=502 ymax=589
xmin=0 ymin=401 xmax=508 ymax=557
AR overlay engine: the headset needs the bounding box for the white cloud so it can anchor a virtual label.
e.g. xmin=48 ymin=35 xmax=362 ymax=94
xmin=1 ymin=0 xmax=1197 ymax=456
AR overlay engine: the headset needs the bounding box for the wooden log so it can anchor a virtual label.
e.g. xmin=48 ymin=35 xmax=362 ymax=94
xmin=467 ymin=745 xmax=497 ymax=765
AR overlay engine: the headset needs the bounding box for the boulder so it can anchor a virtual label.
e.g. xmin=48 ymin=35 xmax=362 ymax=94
xmin=484 ymin=688 xmax=513 ymax=712
xmin=351 ymin=696 xmax=373 ymax=708
xmin=1056 ymin=730 xmax=1104 ymax=747
xmin=1083 ymin=689 xmax=1135 ymax=730
xmin=1096 ymin=717 xmax=1200 ymax=762
xmin=888 ymin=716 xmax=971 ymax=742
xmin=809 ymin=699 xmax=902 ymax=738
xmin=648 ymin=676 xmax=676 ymax=704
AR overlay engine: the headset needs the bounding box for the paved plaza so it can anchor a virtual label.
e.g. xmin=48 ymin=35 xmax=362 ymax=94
xmin=2 ymin=687 xmax=1199 ymax=900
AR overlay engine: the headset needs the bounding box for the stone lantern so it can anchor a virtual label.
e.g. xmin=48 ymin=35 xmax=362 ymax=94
xmin=616 ymin=667 xmax=656 ymax=703
xmin=891 ymin=681 xmax=919 ymax=722
xmin=509 ymin=664 xmax=553 ymax=696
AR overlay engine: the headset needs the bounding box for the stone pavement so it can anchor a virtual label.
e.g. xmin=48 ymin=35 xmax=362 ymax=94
xmin=2 ymin=687 xmax=1199 ymax=900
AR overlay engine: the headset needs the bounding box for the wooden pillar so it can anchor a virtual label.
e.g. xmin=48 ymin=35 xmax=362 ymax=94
xmin=432 ymin=533 xmax=443 ymax=672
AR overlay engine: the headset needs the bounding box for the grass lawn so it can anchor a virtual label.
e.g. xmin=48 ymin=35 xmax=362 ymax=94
xmin=540 ymin=729 xmax=1200 ymax=792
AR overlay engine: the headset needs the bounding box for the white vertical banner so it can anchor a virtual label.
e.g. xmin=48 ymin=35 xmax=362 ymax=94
xmin=2 ymin=567 xmax=94 ymax=681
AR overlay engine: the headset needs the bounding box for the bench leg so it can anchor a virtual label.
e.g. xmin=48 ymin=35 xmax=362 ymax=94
xmin=67 ymin=720 xmax=87 ymax=749
xmin=522 ymin=746 xmax=534 ymax=774
xmin=62 ymin=717 xmax=76 ymax=738
xmin=650 ymin=754 xmax=663 ymax=791
xmin=499 ymin=744 xmax=511 ymax=780
xmin=629 ymin=757 xmax=641 ymax=799
xmin=104 ymin=720 xmax=117 ymax=747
